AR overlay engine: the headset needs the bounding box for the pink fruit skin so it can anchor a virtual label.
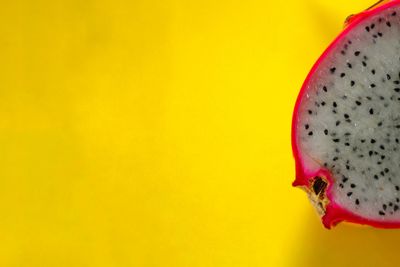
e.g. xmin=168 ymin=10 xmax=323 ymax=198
xmin=292 ymin=0 xmax=400 ymax=229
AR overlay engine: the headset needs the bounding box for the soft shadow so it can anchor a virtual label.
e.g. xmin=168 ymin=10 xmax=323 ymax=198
xmin=306 ymin=1 xmax=345 ymax=42
xmin=289 ymin=208 xmax=400 ymax=267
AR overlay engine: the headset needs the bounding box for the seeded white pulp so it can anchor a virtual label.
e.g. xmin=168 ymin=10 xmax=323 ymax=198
xmin=297 ymin=7 xmax=400 ymax=220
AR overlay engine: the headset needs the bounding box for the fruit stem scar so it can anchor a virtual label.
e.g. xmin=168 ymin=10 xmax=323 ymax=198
xmin=312 ymin=176 xmax=328 ymax=198
xmin=302 ymin=176 xmax=330 ymax=216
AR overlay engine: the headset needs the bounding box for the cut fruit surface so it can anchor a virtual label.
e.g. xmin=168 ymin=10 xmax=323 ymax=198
xmin=293 ymin=0 xmax=400 ymax=228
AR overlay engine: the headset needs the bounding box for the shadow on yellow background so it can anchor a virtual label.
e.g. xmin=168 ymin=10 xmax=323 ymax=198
xmin=291 ymin=208 xmax=400 ymax=267
xmin=0 ymin=0 xmax=398 ymax=266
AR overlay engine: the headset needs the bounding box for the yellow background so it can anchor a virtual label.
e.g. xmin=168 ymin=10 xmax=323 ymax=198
xmin=1 ymin=0 xmax=400 ymax=266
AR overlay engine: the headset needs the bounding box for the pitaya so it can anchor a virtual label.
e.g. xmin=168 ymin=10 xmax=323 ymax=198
xmin=292 ymin=0 xmax=400 ymax=228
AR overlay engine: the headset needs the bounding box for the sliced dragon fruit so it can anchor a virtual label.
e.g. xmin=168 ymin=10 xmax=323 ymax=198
xmin=293 ymin=0 xmax=400 ymax=228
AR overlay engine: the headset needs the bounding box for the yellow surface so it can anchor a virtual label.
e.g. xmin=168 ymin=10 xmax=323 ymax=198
xmin=2 ymin=0 xmax=400 ymax=266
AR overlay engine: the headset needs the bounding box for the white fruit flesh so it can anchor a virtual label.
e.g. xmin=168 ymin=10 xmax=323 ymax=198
xmin=297 ymin=6 xmax=400 ymax=221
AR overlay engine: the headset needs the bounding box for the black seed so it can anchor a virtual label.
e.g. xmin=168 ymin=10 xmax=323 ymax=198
xmin=354 ymin=51 xmax=360 ymax=56
xmin=371 ymin=23 xmax=375 ymax=29
xmin=378 ymin=121 xmax=383 ymax=126
xmin=362 ymin=61 xmax=367 ymax=67
xmin=380 ymin=145 xmax=385 ymax=150
xmin=379 ymin=211 xmax=385 ymax=216
xmin=387 ymin=21 xmax=392 ymax=27
xmin=361 ymin=139 xmax=366 ymax=143
xmin=345 ymin=142 xmax=350 ymax=146
xmin=333 ymin=156 xmax=338 ymax=161
xmin=385 ymin=168 xmax=389 ymax=173
xmin=342 ymin=176 xmax=348 ymax=183
xmin=395 ymin=88 xmax=400 ymax=92
xmin=395 ymin=205 xmax=399 ymax=211
xmin=366 ymin=96 xmax=372 ymax=100
xmin=323 ymin=86 xmax=327 ymax=92
xmin=333 ymin=101 xmax=337 ymax=108
xmin=381 ymin=155 xmax=386 ymax=160
xmin=365 ymin=26 xmax=370 ymax=32
xmin=378 ymin=32 xmax=383 ymax=37
xmin=392 ymin=11 xmax=397 ymax=16
xmin=347 ymin=63 xmax=352 ymax=68
xmin=321 ymin=101 xmax=326 ymax=106
xmin=355 ymin=199 xmax=360 ymax=205
xmin=324 ymin=129 xmax=328 ymax=135
xmin=308 ymin=110 xmax=312 ymax=114
xmin=305 ymin=124 xmax=309 ymax=129
xmin=350 ymin=80 xmax=355 ymax=87
xmin=383 ymin=204 xmax=387 ymax=210
xmin=351 ymin=183 xmax=356 ymax=188
xmin=396 ymin=185 xmax=400 ymax=191
xmin=397 ymin=198 xmax=400 ymax=203
xmin=374 ymin=174 xmax=379 ymax=180
xmin=336 ymin=120 xmax=341 ymax=126
xmin=355 ymin=100 xmax=361 ymax=105
xmin=369 ymin=108 xmax=374 ymax=115
xmin=344 ymin=113 xmax=349 ymax=119
xmin=308 ymin=131 xmax=313 ymax=136
xmin=346 ymin=165 xmax=350 ymax=170
xmin=395 ymin=80 xmax=400 ymax=84
xmin=347 ymin=192 xmax=353 ymax=197
xmin=387 ymin=74 xmax=392 ymax=80
xmin=371 ymin=69 xmax=376 ymax=75
xmin=371 ymin=139 xmax=376 ymax=143
xmin=341 ymin=50 xmax=346 ymax=55
xmin=369 ymin=151 xmax=374 ymax=156
xmin=340 ymin=72 xmax=346 ymax=78
xmin=396 ymin=138 xmax=399 ymax=143
xmin=333 ymin=138 xmax=340 ymax=143
xmin=396 ymin=125 xmax=400 ymax=128
xmin=373 ymin=34 xmax=378 ymax=38
xmin=330 ymin=67 xmax=336 ymax=73
xmin=339 ymin=183 xmax=344 ymax=188
xmin=370 ymin=83 xmax=376 ymax=88
xmin=389 ymin=202 xmax=393 ymax=207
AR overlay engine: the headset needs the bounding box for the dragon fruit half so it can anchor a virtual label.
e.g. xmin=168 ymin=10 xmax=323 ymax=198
xmin=292 ymin=0 xmax=400 ymax=228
